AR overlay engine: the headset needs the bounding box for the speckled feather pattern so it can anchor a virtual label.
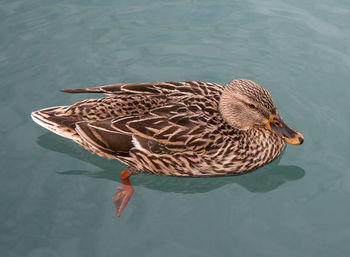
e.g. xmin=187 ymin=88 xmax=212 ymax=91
xmin=32 ymin=80 xmax=285 ymax=177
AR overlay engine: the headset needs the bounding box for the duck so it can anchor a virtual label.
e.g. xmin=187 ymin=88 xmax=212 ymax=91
xmin=31 ymin=79 xmax=304 ymax=216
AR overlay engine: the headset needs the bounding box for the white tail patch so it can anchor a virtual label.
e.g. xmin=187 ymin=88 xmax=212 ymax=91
xmin=31 ymin=111 xmax=75 ymax=139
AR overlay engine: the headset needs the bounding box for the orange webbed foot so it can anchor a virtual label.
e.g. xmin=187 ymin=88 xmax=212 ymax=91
xmin=113 ymin=169 xmax=134 ymax=217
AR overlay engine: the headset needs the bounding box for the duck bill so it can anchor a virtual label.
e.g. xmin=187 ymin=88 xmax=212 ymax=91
xmin=266 ymin=115 xmax=304 ymax=145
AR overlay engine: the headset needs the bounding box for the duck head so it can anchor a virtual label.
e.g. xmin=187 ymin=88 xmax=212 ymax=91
xmin=219 ymin=79 xmax=304 ymax=145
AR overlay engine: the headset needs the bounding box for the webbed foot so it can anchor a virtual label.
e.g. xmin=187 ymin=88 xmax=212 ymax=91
xmin=113 ymin=169 xmax=134 ymax=217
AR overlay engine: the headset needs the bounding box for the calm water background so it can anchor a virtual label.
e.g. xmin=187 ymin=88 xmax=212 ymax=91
xmin=1 ymin=0 xmax=350 ymax=256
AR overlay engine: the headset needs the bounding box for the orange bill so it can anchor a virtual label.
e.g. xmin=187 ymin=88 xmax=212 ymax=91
xmin=266 ymin=114 xmax=304 ymax=145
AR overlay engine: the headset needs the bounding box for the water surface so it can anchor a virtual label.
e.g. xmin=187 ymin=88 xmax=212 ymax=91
xmin=1 ymin=0 xmax=350 ymax=256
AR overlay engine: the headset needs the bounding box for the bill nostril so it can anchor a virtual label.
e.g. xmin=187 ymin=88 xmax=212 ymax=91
xmin=298 ymin=136 xmax=304 ymax=144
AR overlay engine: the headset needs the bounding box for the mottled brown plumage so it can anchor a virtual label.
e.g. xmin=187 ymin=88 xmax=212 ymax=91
xmin=31 ymin=79 xmax=303 ymax=215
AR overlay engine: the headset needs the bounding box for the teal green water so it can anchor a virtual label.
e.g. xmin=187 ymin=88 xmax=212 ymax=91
xmin=1 ymin=0 xmax=350 ymax=256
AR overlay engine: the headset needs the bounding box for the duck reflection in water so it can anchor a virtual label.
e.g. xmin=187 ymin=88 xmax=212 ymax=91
xmin=32 ymin=79 xmax=304 ymax=216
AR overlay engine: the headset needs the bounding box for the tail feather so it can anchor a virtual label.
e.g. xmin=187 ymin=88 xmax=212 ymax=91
xmin=31 ymin=107 xmax=78 ymax=140
xmin=31 ymin=107 xmax=130 ymax=160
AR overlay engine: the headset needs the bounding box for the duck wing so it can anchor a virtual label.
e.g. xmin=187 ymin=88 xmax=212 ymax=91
xmin=32 ymin=81 xmax=224 ymax=161
xmin=72 ymin=100 xmax=222 ymax=173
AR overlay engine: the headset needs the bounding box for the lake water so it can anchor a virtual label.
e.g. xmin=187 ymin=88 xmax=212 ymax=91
xmin=1 ymin=0 xmax=350 ymax=256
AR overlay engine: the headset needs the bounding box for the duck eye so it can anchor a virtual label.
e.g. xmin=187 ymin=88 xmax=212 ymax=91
xmin=248 ymin=103 xmax=256 ymax=109
xmin=275 ymin=121 xmax=282 ymax=127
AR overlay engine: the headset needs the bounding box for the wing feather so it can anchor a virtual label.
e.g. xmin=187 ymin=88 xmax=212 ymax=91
xmin=126 ymin=102 xmax=216 ymax=154
xmin=60 ymin=81 xmax=223 ymax=97
xmin=75 ymin=120 xmax=133 ymax=155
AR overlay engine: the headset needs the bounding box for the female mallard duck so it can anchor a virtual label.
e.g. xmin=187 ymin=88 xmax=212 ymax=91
xmin=31 ymin=79 xmax=303 ymax=216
